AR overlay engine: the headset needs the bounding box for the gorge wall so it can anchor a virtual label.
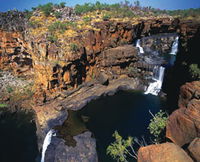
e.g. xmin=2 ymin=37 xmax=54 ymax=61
xmin=1 ymin=11 xmax=200 ymax=162
xmin=0 ymin=16 xmax=180 ymax=95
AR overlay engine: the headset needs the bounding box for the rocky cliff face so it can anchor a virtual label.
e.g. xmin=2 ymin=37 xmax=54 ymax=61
xmin=0 ymin=30 xmax=33 ymax=76
xmin=0 ymin=16 xmax=179 ymax=95
xmin=1 ymin=11 xmax=200 ymax=162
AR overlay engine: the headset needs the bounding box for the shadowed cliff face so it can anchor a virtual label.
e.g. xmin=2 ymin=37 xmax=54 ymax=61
xmin=0 ymin=108 xmax=39 ymax=162
xmin=163 ymin=20 xmax=200 ymax=110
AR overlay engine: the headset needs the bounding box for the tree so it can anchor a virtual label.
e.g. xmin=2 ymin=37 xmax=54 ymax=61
xmin=59 ymin=2 xmax=66 ymax=8
xmin=134 ymin=0 xmax=140 ymax=7
xmin=189 ymin=64 xmax=200 ymax=80
xmin=38 ymin=3 xmax=53 ymax=16
xmin=148 ymin=110 xmax=168 ymax=143
xmin=106 ymin=131 xmax=137 ymax=162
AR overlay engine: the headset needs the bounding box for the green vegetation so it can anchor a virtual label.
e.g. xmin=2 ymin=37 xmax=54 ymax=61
xmin=74 ymin=1 xmax=135 ymax=18
xmin=37 ymin=3 xmax=54 ymax=16
xmin=0 ymin=103 xmax=8 ymax=108
xmin=107 ymin=110 xmax=168 ymax=161
xmin=28 ymin=20 xmax=41 ymax=28
xmin=54 ymin=11 xmax=62 ymax=18
xmin=48 ymin=21 xmax=68 ymax=33
xmin=167 ymin=8 xmax=200 ymax=18
xmin=26 ymin=1 xmax=200 ymax=20
xmin=24 ymin=10 xmax=33 ymax=19
xmin=102 ymin=13 xmax=111 ymax=20
xmin=83 ymin=16 xmax=91 ymax=24
xmin=48 ymin=21 xmax=78 ymax=34
xmin=47 ymin=34 xmax=58 ymax=43
xmin=148 ymin=110 xmax=168 ymax=143
xmin=31 ymin=2 xmax=66 ymax=17
xmin=58 ymin=2 xmax=66 ymax=8
xmin=107 ymin=131 xmax=137 ymax=162
xmin=65 ymin=21 xmax=78 ymax=29
xmin=6 ymin=86 xmax=14 ymax=93
xmin=70 ymin=43 xmax=79 ymax=52
xmin=189 ymin=64 xmax=200 ymax=80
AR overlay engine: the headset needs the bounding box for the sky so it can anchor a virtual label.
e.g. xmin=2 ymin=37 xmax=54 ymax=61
xmin=0 ymin=0 xmax=199 ymax=12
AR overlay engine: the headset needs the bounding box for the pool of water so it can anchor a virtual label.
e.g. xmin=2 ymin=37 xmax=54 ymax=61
xmin=0 ymin=109 xmax=39 ymax=162
xmin=78 ymin=90 xmax=166 ymax=162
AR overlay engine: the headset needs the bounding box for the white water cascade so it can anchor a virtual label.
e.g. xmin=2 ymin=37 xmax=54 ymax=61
xmin=41 ymin=129 xmax=56 ymax=162
xmin=170 ymin=36 xmax=179 ymax=55
xmin=136 ymin=39 xmax=144 ymax=54
xmin=144 ymin=66 xmax=165 ymax=95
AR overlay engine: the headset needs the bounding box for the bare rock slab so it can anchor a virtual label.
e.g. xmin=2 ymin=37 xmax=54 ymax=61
xmin=138 ymin=142 xmax=193 ymax=162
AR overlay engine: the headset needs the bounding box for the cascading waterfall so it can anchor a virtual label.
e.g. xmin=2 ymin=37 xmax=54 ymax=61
xmin=41 ymin=129 xmax=56 ymax=162
xmin=144 ymin=66 xmax=165 ymax=95
xmin=136 ymin=39 xmax=144 ymax=54
xmin=143 ymin=35 xmax=179 ymax=95
xmin=170 ymin=36 xmax=179 ymax=55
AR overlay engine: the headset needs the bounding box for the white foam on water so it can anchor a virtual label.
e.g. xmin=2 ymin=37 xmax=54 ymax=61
xmin=136 ymin=39 xmax=144 ymax=54
xmin=145 ymin=66 xmax=165 ymax=96
xmin=41 ymin=129 xmax=56 ymax=162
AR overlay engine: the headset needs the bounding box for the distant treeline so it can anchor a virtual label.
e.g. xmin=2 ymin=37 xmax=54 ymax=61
xmin=160 ymin=8 xmax=200 ymax=17
xmin=22 ymin=1 xmax=200 ymax=18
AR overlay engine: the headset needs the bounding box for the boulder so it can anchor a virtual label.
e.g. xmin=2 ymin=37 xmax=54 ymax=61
xmin=166 ymin=81 xmax=200 ymax=146
xmin=138 ymin=142 xmax=193 ymax=162
xmin=97 ymin=72 xmax=109 ymax=85
xmin=188 ymin=138 xmax=200 ymax=162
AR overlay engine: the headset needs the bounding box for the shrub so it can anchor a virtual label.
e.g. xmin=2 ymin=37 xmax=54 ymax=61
xmin=6 ymin=86 xmax=14 ymax=93
xmin=74 ymin=3 xmax=94 ymax=15
xmin=28 ymin=20 xmax=41 ymax=28
xmin=59 ymin=2 xmax=66 ymax=8
xmin=54 ymin=11 xmax=62 ymax=18
xmin=70 ymin=43 xmax=78 ymax=52
xmin=189 ymin=64 xmax=200 ymax=80
xmin=148 ymin=110 xmax=168 ymax=143
xmin=48 ymin=21 xmax=68 ymax=33
xmin=65 ymin=21 xmax=78 ymax=29
xmin=24 ymin=10 xmax=33 ymax=19
xmin=38 ymin=3 xmax=54 ymax=16
xmin=47 ymin=34 xmax=58 ymax=42
xmin=74 ymin=1 xmax=135 ymax=18
xmin=103 ymin=13 xmax=111 ymax=20
xmin=107 ymin=131 xmax=137 ymax=162
xmin=83 ymin=16 xmax=91 ymax=24
xmin=0 ymin=103 xmax=8 ymax=108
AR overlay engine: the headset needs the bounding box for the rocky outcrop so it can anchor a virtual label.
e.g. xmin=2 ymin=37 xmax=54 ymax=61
xmin=0 ymin=30 xmax=33 ymax=76
xmin=0 ymin=17 xmax=179 ymax=93
xmin=166 ymin=81 xmax=200 ymax=146
xmin=138 ymin=142 xmax=193 ymax=162
xmin=45 ymin=132 xmax=97 ymax=162
xmin=100 ymin=45 xmax=138 ymax=67
xmin=0 ymin=11 xmax=26 ymax=31
xmin=140 ymin=33 xmax=177 ymax=55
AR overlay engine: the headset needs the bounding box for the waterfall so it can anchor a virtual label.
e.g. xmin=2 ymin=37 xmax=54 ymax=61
xmin=41 ymin=129 xmax=56 ymax=162
xmin=144 ymin=66 xmax=165 ymax=95
xmin=136 ymin=39 xmax=144 ymax=54
xmin=170 ymin=36 xmax=179 ymax=55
